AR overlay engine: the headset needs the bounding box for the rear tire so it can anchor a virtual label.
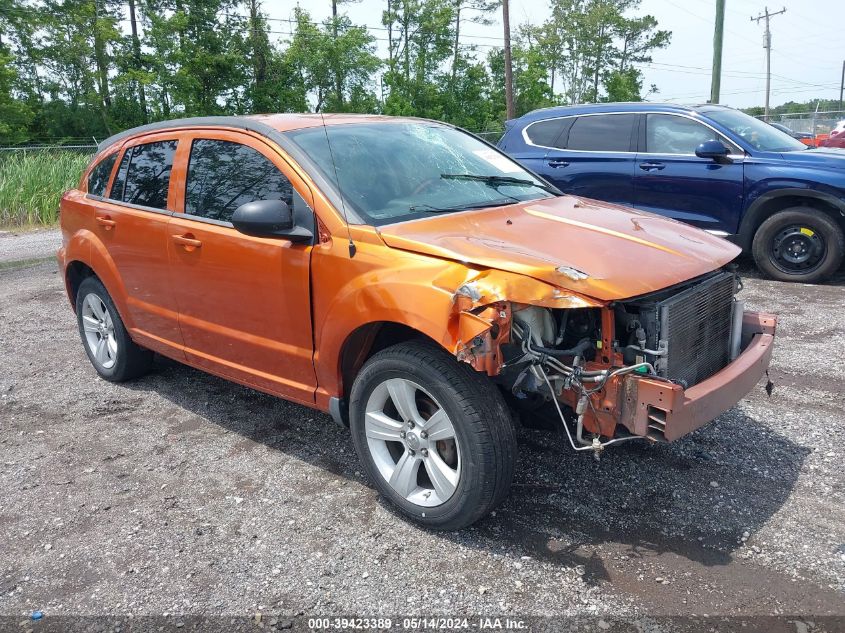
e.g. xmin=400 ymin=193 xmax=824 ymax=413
xmin=349 ymin=340 xmax=516 ymax=530
xmin=751 ymin=207 xmax=844 ymax=283
xmin=75 ymin=276 xmax=153 ymax=382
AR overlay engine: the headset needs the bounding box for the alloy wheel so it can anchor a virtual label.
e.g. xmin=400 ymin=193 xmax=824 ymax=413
xmin=81 ymin=292 xmax=118 ymax=370
xmin=364 ymin=378 xmax=461 ymax=507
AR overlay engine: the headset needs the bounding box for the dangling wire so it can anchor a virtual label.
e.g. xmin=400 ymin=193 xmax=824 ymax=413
xmin=319 ymin=111 xmax=356 ymax=258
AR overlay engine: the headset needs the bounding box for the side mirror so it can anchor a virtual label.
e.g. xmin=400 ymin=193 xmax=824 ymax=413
xmin=695 ymin=140 xmax=731 ymax=162
xmin=231 ymin=199 xmax=312 ymax=242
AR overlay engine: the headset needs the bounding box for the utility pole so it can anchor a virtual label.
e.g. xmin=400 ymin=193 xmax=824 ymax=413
xmin=128 ymin=0 xmax=147 ymax=124
xmin=502 ymin=0 xmax=515 ymax=120
xmin=751 ymin=6 xmax=786 ymax=120
xmin=710 ymin=0 xmax=725 ymax=103
xmin=839 ymin=59 xmax=844 ymax=113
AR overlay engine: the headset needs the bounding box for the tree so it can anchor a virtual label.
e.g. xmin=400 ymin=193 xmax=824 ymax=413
xmin=36 ymin=0 xmax=123 ymax=136
xmin=151 ymin=0 xmax=248 ymax=116
xmin=0 ymin=45 xmax=32 ymax=143
xmin=451 ymin=0 xmax=496 ymax=84
xmin=614 ymin=7 xmax=670 ymax=73
xmin=242 ymin=0 xmax=272 ymax=112
xmin=488 ymin=40 xmax=553 ymax=120
xmin=542 ymin=0 xmax=595 ymax=105
xmin=382 ymin=0 xmax=454 ymax=118
xmin=286 ymin=8 xmax=379 ymax=113
xmin=0 ymin=0 xmax=672 ymax=143
xmin=604 ymin=67 xmax=641 ymax=101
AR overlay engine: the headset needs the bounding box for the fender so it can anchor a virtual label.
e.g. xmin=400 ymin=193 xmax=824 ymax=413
xmin=312 ymin=245 xmax=601 ymax=406
xmin=737 ymin=185 xmax=845 ymax=250
xmin=62 ymin=228 xmax=136 ymax=331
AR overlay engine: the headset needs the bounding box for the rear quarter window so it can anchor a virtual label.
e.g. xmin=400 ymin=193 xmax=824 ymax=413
xmin=87 ymin=153 xmax=117 ymax=197
xmin=524 ymin=118 xmax=572 ymax=148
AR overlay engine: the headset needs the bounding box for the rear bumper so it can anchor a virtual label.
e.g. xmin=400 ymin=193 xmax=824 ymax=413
xmin=618 ymin=311 xmax=776 ymax=441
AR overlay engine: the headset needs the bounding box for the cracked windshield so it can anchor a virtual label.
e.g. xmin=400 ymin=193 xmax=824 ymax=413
xmin=287 ymin=122 xmax=556 ymax=225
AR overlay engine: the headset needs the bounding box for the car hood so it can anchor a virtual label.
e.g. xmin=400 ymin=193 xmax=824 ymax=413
xmin=377 ymin=196 xmax=741 ymax=302
xmin=775 ymin=147 xmax=845 ymax=167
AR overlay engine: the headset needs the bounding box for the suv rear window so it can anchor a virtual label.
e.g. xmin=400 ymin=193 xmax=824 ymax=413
xmin=185 ymin=139 xmax=293 ymax=223
xmin=87 ymin=153 xmax=117 ymax=197
xmin=565 ymin=114 xmax=637 ymax=152
xmin=109 ymin=140 xmax=177 ymax=210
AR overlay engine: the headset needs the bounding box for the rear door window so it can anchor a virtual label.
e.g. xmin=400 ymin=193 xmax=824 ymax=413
xmin=109 ymin=140 xmax=177 ymax=209
xmin=565 ymin=114 xmax=637 ymax=152
xmin=185 ymin=139 xmax=293 ymax=223
xmin=87 ymin=153 xmax=117 ymax=196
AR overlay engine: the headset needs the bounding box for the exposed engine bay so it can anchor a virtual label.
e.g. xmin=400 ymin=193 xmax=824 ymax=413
xmin=494 ymin=269 xmax=745 ymax=456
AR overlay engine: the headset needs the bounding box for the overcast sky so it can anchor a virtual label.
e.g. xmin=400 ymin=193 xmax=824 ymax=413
xmin=263 ymin=0 xmax=844 ymax=111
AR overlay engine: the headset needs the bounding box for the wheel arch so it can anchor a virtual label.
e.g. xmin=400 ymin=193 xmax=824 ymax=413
xmin=65 ymin=260 xmax=98 ymax=309
xmin=738 ymin=188 xmax=845 ymax=251
xmin=329 ymin=321 xmax=441 ymax=427
xmin=62 ymin=231 xmax=135 ymax=329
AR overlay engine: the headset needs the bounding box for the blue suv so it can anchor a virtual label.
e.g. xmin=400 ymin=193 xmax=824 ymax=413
xmin=498 ymin=103 xmax=845 ymax=283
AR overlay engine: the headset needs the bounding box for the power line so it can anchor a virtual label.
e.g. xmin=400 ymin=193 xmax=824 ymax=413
xmin=660 ymin=81 xmax=840 ymax=103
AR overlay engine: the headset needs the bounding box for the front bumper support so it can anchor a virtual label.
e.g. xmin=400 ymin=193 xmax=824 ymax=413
xmin=617 ymin=311 xmax=776 ymax=441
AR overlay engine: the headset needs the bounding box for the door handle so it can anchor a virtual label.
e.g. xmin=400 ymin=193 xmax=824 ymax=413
xmin=95 ymin=215 xmax=116 ymax=229
xmin=547 ymin=159 xmax=570 ymax=168
xmin=639 ymin=162 xmax=666 ymax=171
xmin=172 ymin=234 xmax=202 ymax=250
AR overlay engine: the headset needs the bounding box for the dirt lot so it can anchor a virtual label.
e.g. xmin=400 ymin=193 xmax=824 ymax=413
xmin=1 ymin=233 xmax=844 ymax=630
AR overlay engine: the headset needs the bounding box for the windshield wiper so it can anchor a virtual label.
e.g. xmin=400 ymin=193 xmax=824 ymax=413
xmin=441 ymin=173 xmax=559 ymax=195
xmin=409 ymin=199 xmax=520 ymax=214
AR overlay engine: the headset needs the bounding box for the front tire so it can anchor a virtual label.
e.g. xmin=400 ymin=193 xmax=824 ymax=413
xmin=75 ymin=276 xmax=153 ymax=382
xmin=349 ymin=341 xmax=516 ymax=530
xmin=752 ymin=207 xmax=844 ymax=283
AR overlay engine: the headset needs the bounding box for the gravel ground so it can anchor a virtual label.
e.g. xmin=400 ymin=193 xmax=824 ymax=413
xmin=0 ymin=248 xmax=844 ymax=629
xmin=0 ymin=228 xmax=60 ymax=264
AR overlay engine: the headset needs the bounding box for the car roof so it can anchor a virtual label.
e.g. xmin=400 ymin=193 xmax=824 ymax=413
xmin=515 ymin=102 xmax=731 ymax=123
xmin=96 ymin=113 xmax=427 ymax=153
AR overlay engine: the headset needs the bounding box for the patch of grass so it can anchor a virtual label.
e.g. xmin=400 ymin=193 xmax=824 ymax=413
xmin=0 ymin=256 xmax=56 ymax=271
xmin=0 ymin=151 xmax=90 ymax=227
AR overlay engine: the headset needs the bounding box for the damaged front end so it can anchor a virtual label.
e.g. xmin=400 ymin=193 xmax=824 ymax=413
xmin=450 ymin=268 xmax=777 ymax=457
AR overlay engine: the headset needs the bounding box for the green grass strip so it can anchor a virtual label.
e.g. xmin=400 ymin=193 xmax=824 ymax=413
xmin=0 ymin=151 xmax=89 ymax=227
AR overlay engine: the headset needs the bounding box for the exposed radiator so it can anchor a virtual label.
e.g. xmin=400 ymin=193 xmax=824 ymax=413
xmin=658 ymin=272 xmax=736 ymax=387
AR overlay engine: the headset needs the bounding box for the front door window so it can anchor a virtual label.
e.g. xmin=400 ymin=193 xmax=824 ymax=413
xmin=185 ymin=139 xmax=294 ymax=222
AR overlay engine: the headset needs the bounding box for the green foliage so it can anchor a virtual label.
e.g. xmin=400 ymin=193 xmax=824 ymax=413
xmin=1 ymin=0 xmax=675 ymax=146
xmin=604 ymin=67 xmax=642 ymax=102
xmin=0 ymin=150 xmax=89 ymax=226
xmin=487 ymin=44 xmax=554 ymax=120
xmin=0 ymin=46 xmax=32 ymax=143
xmin=287 ymin=9 xmax=380 ymax=112
xmin=537 ymin=0 xmax=669 ymax=105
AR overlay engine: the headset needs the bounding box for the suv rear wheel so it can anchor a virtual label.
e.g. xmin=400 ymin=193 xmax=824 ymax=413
xmin=752 ymin=206 xmax=844 ymax=283
xmin=75 ymin=276 xmax=153 ymax=382
xmin=349 ymin=341 xmax=516 ymax=530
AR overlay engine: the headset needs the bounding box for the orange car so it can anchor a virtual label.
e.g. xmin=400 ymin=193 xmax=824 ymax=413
xmin=58 ymin=114 xmax=777 ymax=529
